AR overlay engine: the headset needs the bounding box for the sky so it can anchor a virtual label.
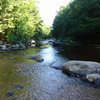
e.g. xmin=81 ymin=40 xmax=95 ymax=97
xmin=37 ymin=0 xmax=70 ymax=26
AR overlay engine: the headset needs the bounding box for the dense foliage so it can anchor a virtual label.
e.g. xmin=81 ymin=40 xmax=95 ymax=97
xmin=0 ymin=0 xmax=50 ymax=44
xmin=52 ymin=0 xmax=100 ymax=43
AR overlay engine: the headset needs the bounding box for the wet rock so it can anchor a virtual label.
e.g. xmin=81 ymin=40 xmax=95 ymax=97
xmin=1 ymin=45 xmax=7 ymax=50
xmin=28 ymin=56 xmax=44 ymax=62
xmin=21 ymin=53 xmax=27 ymax=55
xmin=39 ymin=47 xmax=47 ymax=49
xmin=19 ymin=43 xmax=26 ymax=50
xmin=51 ymin=66 xmax=61 ymax=70
xmin=61 ymin=60 xmax=100 ymax=84
xmin=11 ymin=45 xmax=18 ymax=49
xmin=1 ymin=57 xmax=6 ymax=59
xmin=28 ymin=56 xmax=37 ymax=60
xmin=10 ymin=43 xmax=26 ymax=50
xmin=16 ymin=69 xmax=21 ymax=73
xmin=36 ymin=58 xmax=44 ymax=62
xmin=9 ymin=57 xmax=15 ymax=60
xmin=15 ymin=85 xmax=24 ymax=89
xmin=0 ymin=43 xmax=26 ymax=51
xmin=86 ymin=74 xmax=100 ymax=83
xmin=5 ymin=91 xmax=13 ymax=97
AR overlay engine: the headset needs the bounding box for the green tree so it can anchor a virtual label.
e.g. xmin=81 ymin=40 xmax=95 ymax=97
xmin=52 ymin=0 xmax=100 ymax=44
xmin=0 ymin=0 xmax=50 ymax=44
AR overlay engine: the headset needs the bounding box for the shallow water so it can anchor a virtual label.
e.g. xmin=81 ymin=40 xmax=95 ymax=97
xmin=0 ymin=44 xmax=100 ymax=100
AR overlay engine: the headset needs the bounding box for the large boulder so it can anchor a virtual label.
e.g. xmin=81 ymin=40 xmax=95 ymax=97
xmin=61 ymin=61 xmax=100 ymax=83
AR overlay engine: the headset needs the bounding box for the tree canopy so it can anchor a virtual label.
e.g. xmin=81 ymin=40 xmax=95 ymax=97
xmin=52 ymin=0 xmax=100 ymax=44
xmin=0 ymin=0 xmax=51 ymax=44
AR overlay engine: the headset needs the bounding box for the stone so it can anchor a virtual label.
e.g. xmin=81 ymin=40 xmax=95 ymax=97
xmin=28 ymin=56 xmax=44 ymax=62
xmin=19 ymin=43 xmax=26 ymax=50
xmin=61 ymin=60 xmax=100 ymax=84
xmin=15 ymin=85 xmax=24 ymax=89
xmin=27 ymin=40 xmax=36 ymax=47
xmin=86 ymin=74 xmax=100 ymax=83
xmin=28 ymin=56 xmax=37 ymax=60
xmin=1 ymin=57 xmax=6 ymax=59
xmin=36 ymin=58 xmax=44 ymax=62
xmin=1 ymin=45 xmax=7 ymax=50
xmin=9 ymin=57 xmax=15 ymax=60
xmin=5 ymin=91 xmax=13 ymax=97
xmin=50 ymin=66 xmax=61 ymax=70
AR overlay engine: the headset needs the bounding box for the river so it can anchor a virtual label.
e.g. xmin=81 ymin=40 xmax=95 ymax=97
xmin=0 ymin=42 xmax=100 ymax=100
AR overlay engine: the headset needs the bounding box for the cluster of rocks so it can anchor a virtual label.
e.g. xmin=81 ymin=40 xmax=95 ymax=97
xmin=0 ymin=40 xmax=27 ymax=51
xmin=5 ymin=85 xmax=24 ymax=97
xmin=0 ymin=39 xmax=37 ymax=51
xmin=0 ymin=43 xmax=26 ymax=51
xmin=61 ymin=61 xmax=100 ymax=84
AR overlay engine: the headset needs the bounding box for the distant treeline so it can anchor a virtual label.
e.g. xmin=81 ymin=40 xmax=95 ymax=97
xmin=52 ymin=0 xmax=100 ymax=44
xmin=0 ymin=0 xmax=51 ymax=44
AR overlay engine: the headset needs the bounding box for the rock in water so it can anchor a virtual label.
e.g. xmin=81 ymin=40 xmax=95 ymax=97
xmin=5 ymin=91 xmax=13 ymax=97
xmin=36 ymin=58 xmax=44 ymax=62
xmin=28 ymin=56 xmax=44 ymax=62
xmin=50 ymin=66 xmax=61 ymax=70
xmin=1 ymin=57 xmax=6 ymax=59
xmin=9 ymin=57 xmax=15 ymax=60
xmin=15 ymin=85 xmax=24 ymax=89
xmin=86 ymin=74 xmax=100 ymax=83
xmin=61 ymin=60 xmax=100 ymax=84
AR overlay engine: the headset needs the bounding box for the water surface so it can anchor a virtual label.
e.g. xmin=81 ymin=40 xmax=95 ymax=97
xmin=0 ymin=44 xmax=100 ymax=100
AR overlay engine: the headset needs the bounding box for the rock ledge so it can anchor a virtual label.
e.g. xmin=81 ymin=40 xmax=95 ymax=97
xmin=61 ymin=60 xmax=100 ymax=84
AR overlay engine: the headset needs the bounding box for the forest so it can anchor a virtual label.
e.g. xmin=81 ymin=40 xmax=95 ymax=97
xmin=0 ymin=0 xmax=51 ymax=44
xmin=0 ymin=0 xmax=100 ymax=99
xmin=52 ymin=0 xmax=100 ymax=44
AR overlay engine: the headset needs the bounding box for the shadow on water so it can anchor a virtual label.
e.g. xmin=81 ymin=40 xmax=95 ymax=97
xmin=55 ymin=44 xmax=100 ymax=62
xmin=0 ymin=43 xmax=100 ymax=100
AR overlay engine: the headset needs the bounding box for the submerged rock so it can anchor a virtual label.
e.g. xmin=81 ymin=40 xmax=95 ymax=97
xmin=61 ymin=60 xmax=100 ymax=84
xmin=9 ymin=57 xmax=15 ymax=60
xmin=1 ymin=57 xmax=7 ymax=59
xmin=28 ymin=56 xmax=44 ymax=62
xmin=50 ymin=66 xmax=61 ymax=70
xmin=15 ymin=85 xmax=24 ymax=89
xmin=5 ymin=91 xmax=13 ymax=97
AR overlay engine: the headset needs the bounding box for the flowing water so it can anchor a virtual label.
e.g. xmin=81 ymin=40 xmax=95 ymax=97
xmin=0 ymin=43 xmax=100 ymax=100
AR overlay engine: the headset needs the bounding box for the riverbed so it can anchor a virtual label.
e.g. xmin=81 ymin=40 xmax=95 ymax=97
xmin=0 ymin=43 xmax=100 ymax=100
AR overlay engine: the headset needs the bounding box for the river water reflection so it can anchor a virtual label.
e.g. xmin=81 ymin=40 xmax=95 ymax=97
xmin=0 ymin=44 xmax=100 ymax=100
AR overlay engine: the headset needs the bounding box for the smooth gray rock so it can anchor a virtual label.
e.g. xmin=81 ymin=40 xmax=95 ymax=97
xmin=1 ymin=45 xmax=7 ymax=50
xmin=62 ymin=60 xmax=100 ymax=84
xmin=15 ymin=85 xmax=24 ymax=89
xmin=5 ymin=91 xmax=13 ymax=97
xmin=86 ymin=74 xmax=100 ymax=83
xmin=28 ymin=56 xmax=44 ymax=62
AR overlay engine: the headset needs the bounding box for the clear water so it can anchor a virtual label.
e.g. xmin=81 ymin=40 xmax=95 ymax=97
xmin=0 ymin=44 xmax=100 ymax=100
